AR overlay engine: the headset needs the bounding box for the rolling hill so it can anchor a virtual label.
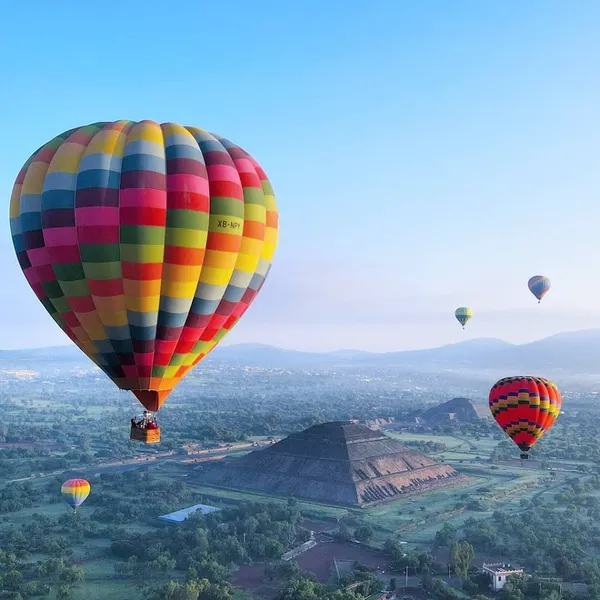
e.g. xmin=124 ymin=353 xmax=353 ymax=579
xmin=3 ymin=329 xmax=600 ymax=375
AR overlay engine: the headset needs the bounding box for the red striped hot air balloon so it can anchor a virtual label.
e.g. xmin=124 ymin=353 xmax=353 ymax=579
xmin=489 ymin=376 xmax=562 ymax=459
xmin=61 ymin=478 xmax=91 ymax=511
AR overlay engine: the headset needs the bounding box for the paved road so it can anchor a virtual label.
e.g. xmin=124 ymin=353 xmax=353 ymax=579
xmin=7 ymin=441 xmax=269 ymax=484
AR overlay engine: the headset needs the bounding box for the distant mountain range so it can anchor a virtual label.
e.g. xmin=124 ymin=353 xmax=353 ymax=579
xmin=210 ymin=330 xmax=600 ymax=374
xmin=3 ymin=329 xmax=600 ymax=375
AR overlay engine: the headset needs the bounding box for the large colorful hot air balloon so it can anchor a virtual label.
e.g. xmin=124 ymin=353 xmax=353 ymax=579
xmin=61 ymin=478 xmax=91 ymax=511
xmin=528 ymin=275 xmax=551 ymax=303
xmin=489 ymin=376 xmax=561 ymax=459
xmin=9 ymin=121 xmax=279 ymax=443
xmin=455 ymin=307 xmax=473 ymax=329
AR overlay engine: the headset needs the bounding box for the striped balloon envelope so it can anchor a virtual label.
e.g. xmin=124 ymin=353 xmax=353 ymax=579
xmin=489 ymin=376 xmax=562 ymax=458
xmin=61 ymin=478 xmax=91 ymax=511
xmin=454 ymin=307 xmax=473 ymax=329
xmin=9 ymin=121 xmax=279 ymax=417
xmin=528 ymin=275 xmax=551 ymax=303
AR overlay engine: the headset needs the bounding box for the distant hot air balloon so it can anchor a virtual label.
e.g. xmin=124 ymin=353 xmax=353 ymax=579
xmin=489 ymin=376 xmax=562 ymax=459
xmin=61 ymin=478 xmax=91 ymax=511
xmin=528 ymin=275 xmax=551 ymax=303
xmin=455 ymin=307 xmax=473 ymax=329
xmin=9 ymin=121 xmax=279 ymax=443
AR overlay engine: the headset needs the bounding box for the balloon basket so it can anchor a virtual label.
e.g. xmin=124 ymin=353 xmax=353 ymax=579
xmin=520 ymin=452 xmax=529 ymax=460
xmin=130 ymin=427 xmax=161 ymax=444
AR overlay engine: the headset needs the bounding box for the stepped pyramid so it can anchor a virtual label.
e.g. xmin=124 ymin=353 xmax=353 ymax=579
xmin=198 ymin=421 xmax=466 ymax=507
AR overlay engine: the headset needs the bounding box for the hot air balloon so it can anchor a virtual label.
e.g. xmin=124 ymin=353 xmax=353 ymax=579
xmin=455 ymin=307 xmax=473 ymax=329
xmin=9 ymin=121 xmax=279 ymax=443
xmin=528 ymin=275 xmax=551 ymax=303
xmin=489 ymin=376 xmax=562 ymax=459
xmin=61 ymin=478 xmax=91 ymax=511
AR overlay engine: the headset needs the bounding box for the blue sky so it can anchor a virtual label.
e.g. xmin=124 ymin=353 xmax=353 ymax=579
xmin=1 ymin=0 xmax=600 ymax=352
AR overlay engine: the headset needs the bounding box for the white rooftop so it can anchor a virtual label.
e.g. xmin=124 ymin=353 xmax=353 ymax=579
xmin=158 ymin=503 xmax=219 ymax=524
xmin=483 ymin=563 xmax=523 ymax=575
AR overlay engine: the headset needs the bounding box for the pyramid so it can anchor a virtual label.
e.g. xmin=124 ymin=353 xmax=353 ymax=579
xmin=198 ymin=421 xmax=466 ymax=507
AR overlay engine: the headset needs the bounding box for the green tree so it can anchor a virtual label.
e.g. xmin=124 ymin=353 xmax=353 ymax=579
xmin=354 ymin=525 xmax=374 ymax=543
xmin=60 ymin=565 xmax=84 ymax=584
xmin=499 ymin=575 xmax=526 ymax=600
xmin=265 ymin=561 xmax=301 ymax=581
xmin=383 ymin=537 xmax=405 ymax=563
xmin=335 ymin=522 xmax=352 ymax=542
xmin=196 ymin=579 xmax=233 ymax=600
xmin=56 ymin=584 xmax=74 ymax=600
xmin=148 ymin=580 xmax=197 ymax=600
xmin=3 ymin=569 xmax=23 ymax=590
xmin=435 ymin=522 xmax=457 ymax=547
xmin=274 ymin=577 xmax=322 ymax=600
xmin=450 ymin=541 xmax=474 ymax=580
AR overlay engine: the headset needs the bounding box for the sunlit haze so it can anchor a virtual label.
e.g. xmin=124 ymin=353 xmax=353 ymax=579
xmin=1 ymin=0 xmax=599 ymax=352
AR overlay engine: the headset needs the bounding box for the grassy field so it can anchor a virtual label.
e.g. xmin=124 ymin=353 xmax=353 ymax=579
xmin=386 ymin=432 xmax=468 ymax=449
xmin=354 ymin=430 xmax=571 ymax=549
xmin=185 ymin=480 xmax=347 ymax=521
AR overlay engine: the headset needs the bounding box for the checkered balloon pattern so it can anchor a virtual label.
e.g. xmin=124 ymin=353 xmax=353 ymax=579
xmin=489 ymin=376 xmax=561 ymax=453
xmin=10 ymin=121 xmax=279 ymax=411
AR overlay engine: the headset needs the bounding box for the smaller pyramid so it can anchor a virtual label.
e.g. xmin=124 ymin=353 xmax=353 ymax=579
xmin=419 ymin=397 xmax=488 ymax=423
xmin=198 ymin=421 xmax=465 ymax=507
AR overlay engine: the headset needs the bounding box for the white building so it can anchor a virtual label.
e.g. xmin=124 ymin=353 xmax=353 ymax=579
xmin=158 ymin=503 xmax=219 ymax=524
xmin=482 ymin=563 xmax=524 ymax=591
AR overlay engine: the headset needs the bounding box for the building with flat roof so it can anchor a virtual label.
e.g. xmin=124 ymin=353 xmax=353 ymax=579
xmin=482 ymin=563 xmax=524 ymax=591
xmin=158 ymin=503 xmax=219 ymax=524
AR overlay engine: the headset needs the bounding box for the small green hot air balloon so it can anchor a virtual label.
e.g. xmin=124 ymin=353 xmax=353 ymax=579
xmin=455 ymin=307 xmax=473 ymax=329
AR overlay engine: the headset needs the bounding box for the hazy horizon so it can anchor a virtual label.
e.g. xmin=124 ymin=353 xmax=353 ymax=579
xmin=2 ymin=1 xmax=600 ymax=352
xmin=3 ymin=326 xmax=600 ymax=355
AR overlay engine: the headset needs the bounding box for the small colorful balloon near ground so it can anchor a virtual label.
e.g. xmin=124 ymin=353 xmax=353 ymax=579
xmin=61 ymin=478 xmax=91 ymax=511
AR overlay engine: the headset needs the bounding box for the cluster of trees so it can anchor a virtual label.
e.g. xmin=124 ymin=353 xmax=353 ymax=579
xmin=0 ymin=497 xmax=151 ymax=599
xmin=383 ymin=536 xmax=491 ymax=600
xmin=0 ymin=546 xmax=84 ymax=600
xmin=110 ymin=500 xmax=304 ymax=575
xmin=461 ymin=477 xmax=600 ymax=580
xmin=428 ymin=475 xmax=600 ymax=600
xmin=263 ymin=563 xmax=382 ymax=600
xmin=333 ymin=522 xmax=374 ymax=544
xmin=146 ymin=578 xmax=234 ymax=600
xmin=383 ymin=538 xmax=437 ymax=574
xmin=403 ymin=441 xmax=448 ymax=453
xmin=497 ymin=574 xmax=566 ymax=600
xmin=271 ymin=574 xmax=379 ymax=600
xmin=90 ymin=471 xmax=200 ymax=524
xmin=0 ymin=482 xmax=36 ymax=514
